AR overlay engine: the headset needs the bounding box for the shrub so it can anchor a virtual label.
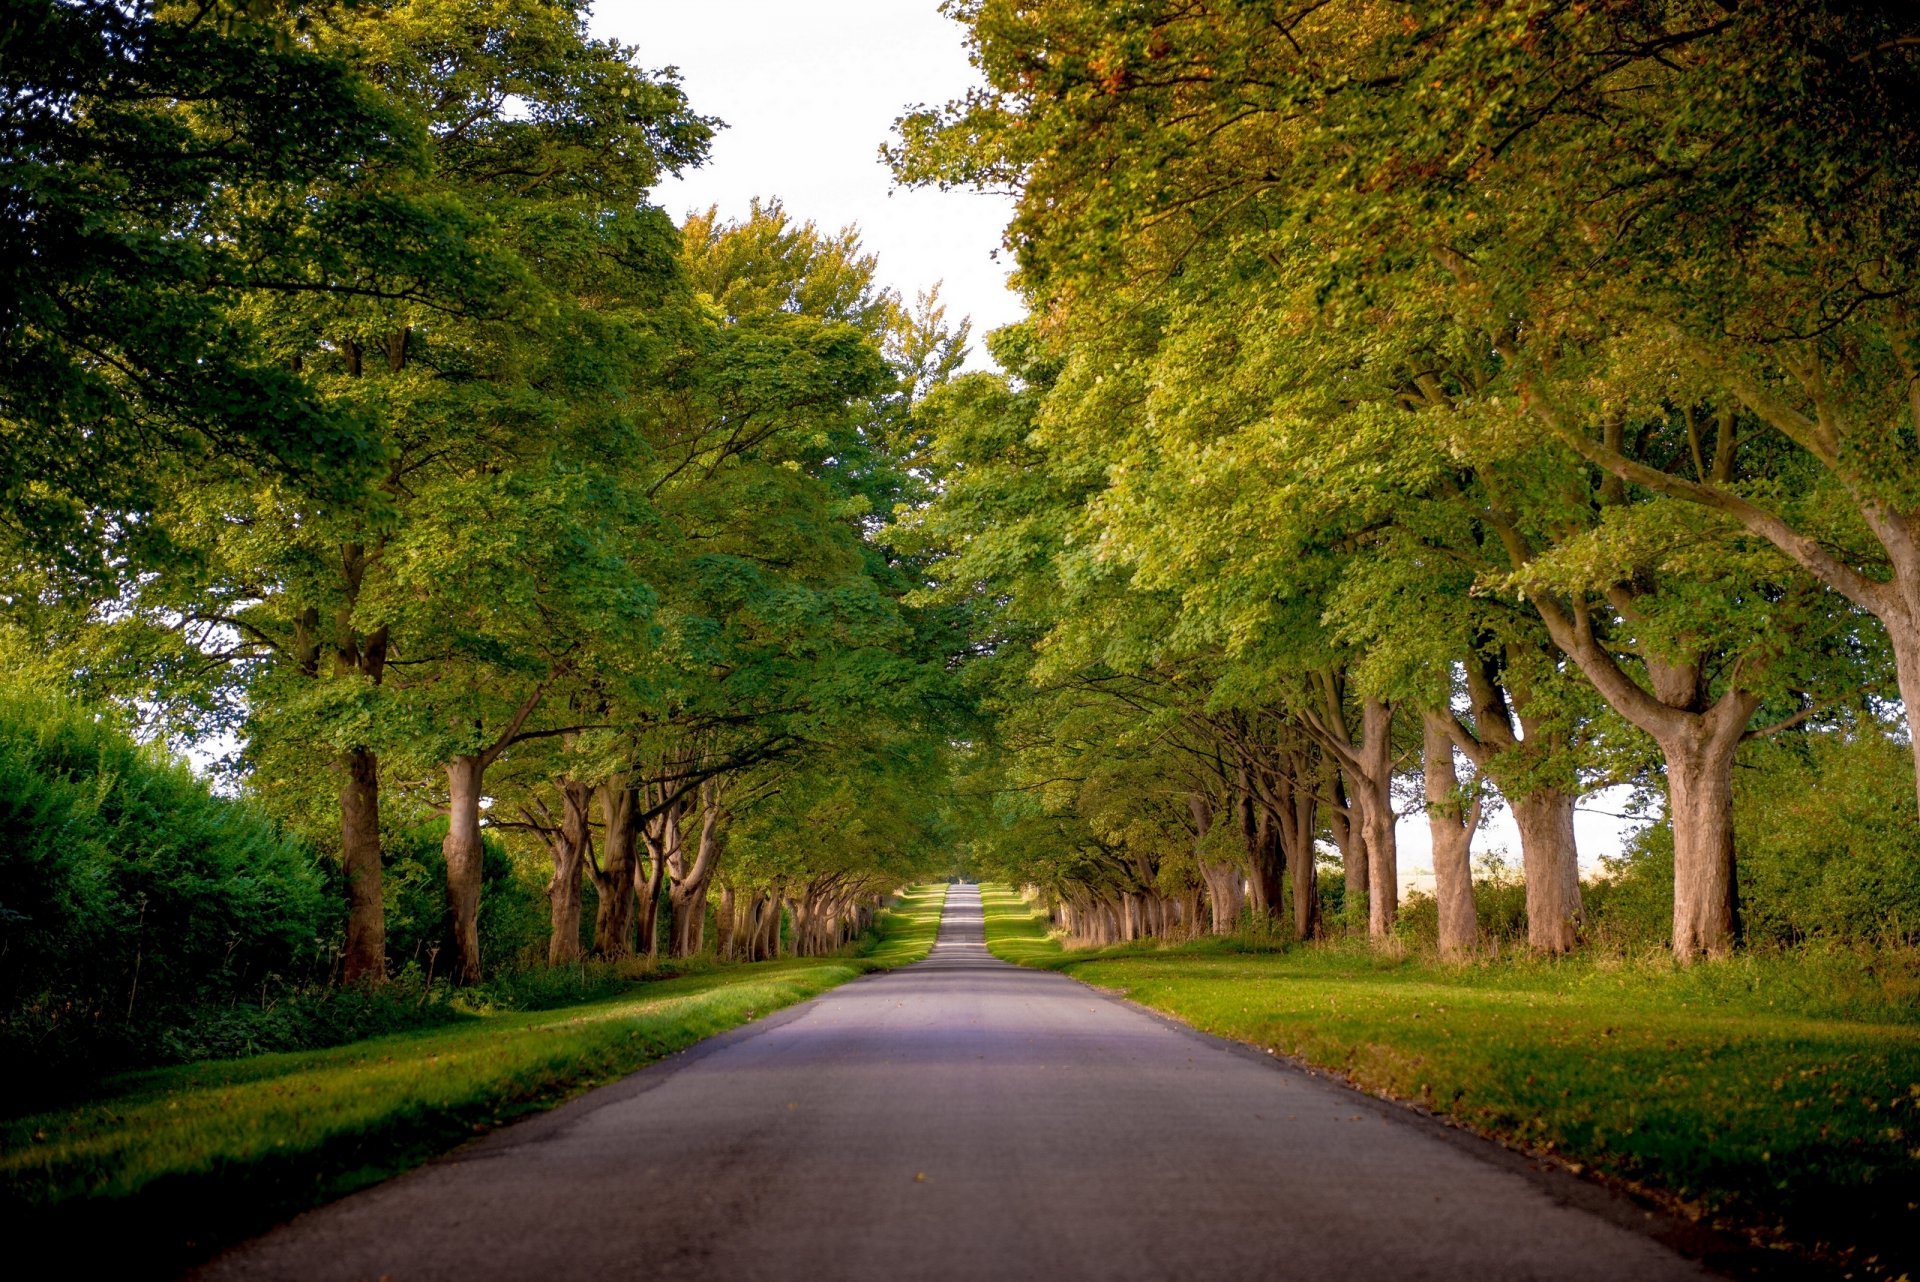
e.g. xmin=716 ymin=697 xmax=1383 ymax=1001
xmin=0 ymin=684 xmax=337 ymax=1088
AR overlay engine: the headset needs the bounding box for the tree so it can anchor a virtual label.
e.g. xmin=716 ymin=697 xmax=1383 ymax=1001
xmin=0 ymin=0 xmax=493 ymax=575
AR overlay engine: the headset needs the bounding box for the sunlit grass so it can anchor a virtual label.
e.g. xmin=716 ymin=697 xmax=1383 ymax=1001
xmin=981 ymin=884 xmax=1920 ymax=1269
xmin=0 ymin=884 xmax=946 ymax=1264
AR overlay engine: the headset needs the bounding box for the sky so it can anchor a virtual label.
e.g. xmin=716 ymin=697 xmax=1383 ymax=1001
xmin=588 ymin=0 xmax=1025 ymax=367
xmin=585 ymin=0 xmax=1651 ymax=887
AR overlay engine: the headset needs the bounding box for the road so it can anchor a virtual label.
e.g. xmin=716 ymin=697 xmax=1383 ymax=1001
xmin=196 ymin=884 xmax=1712 ymax=1281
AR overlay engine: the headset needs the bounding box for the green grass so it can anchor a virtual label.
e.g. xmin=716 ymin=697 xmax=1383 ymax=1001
xmin=0 ymin=884 xmax=946 ymax=1269
xmin=981 ymin=885 xmax=1920 ymax=1274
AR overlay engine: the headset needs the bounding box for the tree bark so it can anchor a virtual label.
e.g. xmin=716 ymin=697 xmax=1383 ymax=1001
xmin=1234 ymin=777 xmax=1285 ymax=922
xmin=1188 ymin=795 xmax=1243 ymax=933
xmin=1272 ymin=745 xmax=1322 ymax=942
xmin=1664 ymin=716 xmax=1747 ymax=959
xmin=1327 ymin=770 xmax=1365 ymax=927
xmin=637 ymin=829 xmax=666 ymax=961
xmin=667 ymin=782 xmax=726 ymax=958
xmin=715 ymin=884 xmax=737 ymax=959
xmin=1448 ymin=649 xmax=1586 ymax=954
xmin=1357 ymin=698 xmax=1399 ymax=939
xmin=339 ymin=747 xmax=386 ymax=985
xmin=1422 ymin=712 xmax=1479 ymax=959
xmin=442 ymin=755 xmax=486 ymax=984
xmin=440 ymin=684 xmax=546 ymax=983
xmin=540 ymin=779 xmax=592 ymax=966
xmin=1511 ymin=789 xmax=1583 ymax=953
xmin=590 ymin=783 xmax=638 ymax=958
xmin=329 ymin=553 xmax=390 ymax=985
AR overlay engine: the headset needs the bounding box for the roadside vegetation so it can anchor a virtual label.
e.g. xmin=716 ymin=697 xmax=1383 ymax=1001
xmin=0 ymin=886 xmax=944 ymax=1272
xmin=7 ymin=1 xmax=1920 ymax=1272
xmin=983 ymin=886 xmax=1919 ymax=1275
xmin=4 ymin=0 xmax=966 ymax=1111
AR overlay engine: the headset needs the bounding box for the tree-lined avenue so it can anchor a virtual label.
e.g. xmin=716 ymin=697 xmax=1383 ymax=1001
xmin=196 ymin=886 xmax=1708 ymax=1281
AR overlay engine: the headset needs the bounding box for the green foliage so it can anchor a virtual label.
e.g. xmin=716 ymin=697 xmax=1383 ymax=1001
xmin=1604 ymin=728 xmax=1920 ymax=950
xmin=0 ymin=683 xmax=336 ymax=1082
xmin=0 ymin=0 xmax=500 ymax=574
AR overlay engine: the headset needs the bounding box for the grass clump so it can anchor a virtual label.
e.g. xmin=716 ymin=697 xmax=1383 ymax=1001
xmin=0 ymin=884 xmax=946 ymax=1271
xmin=981 ymin=884 xmax=1920 ymax=1275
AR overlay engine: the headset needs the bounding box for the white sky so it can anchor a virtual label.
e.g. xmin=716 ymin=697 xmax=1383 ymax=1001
xmin=585 ymin=1 xmax=1649 ymax=884
xmin=590 ymin=0 xmax=1024 ymax=367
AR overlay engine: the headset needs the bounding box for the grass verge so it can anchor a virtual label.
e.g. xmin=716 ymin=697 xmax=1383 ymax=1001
xmin=1 ymin=884 xmax=946 ymax=1273
xmin=979 ymin=884 xmax=1920 ymax=1278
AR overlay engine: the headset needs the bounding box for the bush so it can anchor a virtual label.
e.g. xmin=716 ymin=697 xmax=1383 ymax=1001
xmin=0 ymin=685 xmax=338 ymax=1088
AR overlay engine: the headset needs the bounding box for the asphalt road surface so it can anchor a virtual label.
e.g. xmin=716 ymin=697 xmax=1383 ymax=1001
xmin=196 ymin=885 xmax=1713 ymax=1281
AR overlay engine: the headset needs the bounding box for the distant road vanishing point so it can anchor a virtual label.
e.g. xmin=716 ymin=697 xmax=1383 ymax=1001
xmin=197 ymin=885 xmax=1711 ymax=1281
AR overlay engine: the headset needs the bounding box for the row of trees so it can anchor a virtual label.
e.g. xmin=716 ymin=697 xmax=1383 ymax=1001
xmin=890 ymin=0 xmax=1920 ymax=959
xmin=2 ymin=0 xmax=962 ymax=1000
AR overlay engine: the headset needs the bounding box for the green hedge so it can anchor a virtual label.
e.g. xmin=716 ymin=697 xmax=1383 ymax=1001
xmin=0 ymin=685 xmax=335 ymax=1082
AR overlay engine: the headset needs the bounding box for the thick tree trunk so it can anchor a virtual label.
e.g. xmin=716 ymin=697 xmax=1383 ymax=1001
xmin=1664 ymin=722 xmax=1746 ymax=959
xmin=667 ymin=791 xmax=725 ymax=958
xmin=1511 ymin=789 xmax=1584 ymax=953
xmin=638 ymin=838 xmax=665 ymax=962
xmin=330 ymin=593 xmax=389 ymax=986
xmin=543 ymin=780 xmax=591 ymax=966
xmin=669 ymin=878 xmax=708 ymax=956
xmin=442 ymin=755 xmax=486 ymax=985
xmin=1357 ymin=698 xmax=1398 ymax=939
xmin=1274 ymin=756 xmax=1321 ymax=942
xmin=1235 ymin=783 xmax=1285 ymax=922
xmin=715 ymin=885 xmax=737 ymax=959
xmin=1422 ymin=712 xmax=1479 ymax=960
xmin=1188 ymin=794 xmax=1243 ymax=933
xmin=591 ymin=784 xmax=638 ymax=959
xmin=1201 ymin=861 xmax=1242 ymax=932
xmin=339 ymin=747 xmax=386 ymax=985
xmin=1894 ymin=628 xmax=1920 ymax=813
xmin=1529 ymin=591 xmax=1761 ymax=961
xmin=745 ymin=895 xmax=772 ymax=960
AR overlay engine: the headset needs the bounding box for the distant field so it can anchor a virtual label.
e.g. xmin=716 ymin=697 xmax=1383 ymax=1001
xmin=979 ymin=885 xmax=1920 ymax=1276
xmin=0 ymin=885 xmax=947 ymax=1271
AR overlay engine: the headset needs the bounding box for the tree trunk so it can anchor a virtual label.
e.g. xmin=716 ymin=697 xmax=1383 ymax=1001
xmin=1357 ymin=698 xmax=1398 ymax=939
xmin=671 ymin=878 xmax=709 ymax=956
xmin=442 ymin=755 xmax=486 ymax=985
xmin=591 ymin=784 xmax=638 ymax=959
xmin=1511 ymin=789 xmax=1584 ymax=953
xmin=339 ymin=747 xmax=386 ymax=985
xmin=1894 ymin=627 xmax=1920 ymax=814
xmin=1664 ymin=723 xmax=1745 ymax=959
xmin=543 ymin=780 xmax=591 ymax=966
xmin=1235 ymin=781 xmax=1285 ymax=922
xmin=638 ymin=836 xmax=665 ymax=962
xmin=1422 ymin=712 xmax=1479 ymax=959
xmin=668 ymin=789 xmax=725 ymax=958
xmin=1328 ymin=770 xmax=1366 ymax=927
xmin=1274 ymin=753 xmax=1321 ymax=942
xmin=1189 ymin=794 xmax=1243 ymax=933
xmin=1528 ymin=591 xmax=1761 ymax=961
